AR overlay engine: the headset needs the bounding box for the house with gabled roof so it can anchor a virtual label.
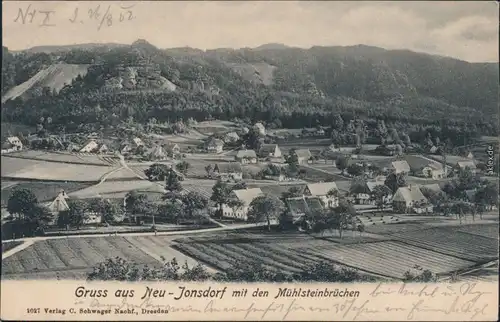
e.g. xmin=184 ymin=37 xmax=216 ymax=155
xmin=285 ymin=196 xmax=324 ymax=223
xmin=79 ymin=139 xmax=99 ymax=153
xmin=164 ymin=142 xmax=181 ymax=157
xmin=132 ymin=137 xmax=145 ymax=148
xmin=295 ymin=149 xmax=312 ymax=164
xmin=258 ymin=144 xmax=282 ymax=159
xmin=45 ymin=190 xmax=70 ymax=225
xmin=456 ymin=160 xmax=477 ymax=174
xmin=221 ymin=188 xmax=263 ymax=220
xmin=304 ymin=182 xmax=339 ymax=208
xmin=235 ymin=149 xmax=257 ymax=164
xmin=205 ymin=138 xmax=224 ymax=154
xmin=405 ymin=155 xmax=444 ymax=179
xmin=391 ymin=160 xmax=411 ymax=174
xmin=392 ymin=185 xmax=432 ymax=214
xmin=213 ymin=163 xmax=243 ymax=182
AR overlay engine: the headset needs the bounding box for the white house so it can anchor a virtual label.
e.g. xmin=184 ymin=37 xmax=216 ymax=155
xmin=392 ymin=185 xmax=432 ymax=214
xmin=132 ymin=137 xmax=145 ymax=148
xmin=221 ymin=188 xmax=263 ymax=220
xmin=79 ymin=140 xmax=99 ymax=153
xmin=97 ymin=144 xmax=108 ymax=154
xmin=295 ymin=149 xmax=312 ymax=164
xmin=258 ymin=144 xmax=282 ymax=159
xmin=5 ymin=136 xmax=23 ymax=151
xmin=235 ymin=149 xmax=257 ymax=164
xmin=304 ymin=182 xmax=339 ymax=208
xmin=213 ymin=163 xmax=243 ymax=182
xmin=421 ymin=163 xmax=445 ymax=179
xmin=253 ymin=122 xmax=266 ymax=136
xmin=224 ymin=132 xmax=240 ymax=144
xmin=391 ymin=160 xmax=411 ymax=174
xmin=206 ymin=138 xmax=224 ymax=154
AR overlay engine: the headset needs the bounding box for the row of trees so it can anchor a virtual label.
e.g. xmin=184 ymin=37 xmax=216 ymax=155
xmin=87 ymin=256 xmax=436 ymax=282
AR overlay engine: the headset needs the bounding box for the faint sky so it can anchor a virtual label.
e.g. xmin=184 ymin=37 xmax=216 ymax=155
xmin=2 ymin=1 xmax=498 ymax=62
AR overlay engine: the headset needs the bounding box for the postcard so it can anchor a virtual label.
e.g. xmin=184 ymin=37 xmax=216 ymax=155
xmin=1 ymin=1 xmax=498 ymax=321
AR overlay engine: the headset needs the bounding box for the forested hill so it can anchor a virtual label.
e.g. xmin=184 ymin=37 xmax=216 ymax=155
xmin=1 ymin=40 xmax=498 ymax=134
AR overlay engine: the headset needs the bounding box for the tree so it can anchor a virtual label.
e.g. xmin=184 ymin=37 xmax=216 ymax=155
xmin=166 ymin=169 xmax=183 ymax=192
xmin=144 ymin=163 xmax=170 ymax=181
xmin=210 ymin=180 xmax=232 ymax=217
xmin=63 ymin=199 xmax=89 ymax=229
xmin=329 ymin=201 xmax=356 ymax=239
xmin=346 ymin=163 xmax=364 ymax=177
xmin=247 ymin=195 xmax=285 ymax=231
xmin=281 ymin=186 xmax=303 ymax=200
xmin=420 ymin=187 xmax=447 ymax=214
xmin=204 ymin=164 xmax=213 ymax=178
xmin=7 ymin=188 xmax=38 ymax=221
xmin=175 ymin=161 xmax=190 ymax=176
xmin=88 ymin=198 xmax=122 ymax=224
xmin=370 ymin=185 xmax=392 ymax=210
xmin=232 ymin=181 xmax=248 ymax=190
xmin=403 ymin=265 xmax=437 ymax=282
xmin=87 ymin=257 xmax=210 ymax=281
xmin=335 ymin=156 xmax=349 ymax=175
xmin=180 ymin=191 xmax=208 ymax=223
xmin=384 ymin=172 xmax=407 ymax=193
xmin=475 ymin=182 xmax=498 ymax=211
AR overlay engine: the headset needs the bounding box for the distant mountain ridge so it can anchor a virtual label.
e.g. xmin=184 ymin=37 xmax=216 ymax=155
xmin=1 ymin=40 xmax=498 ymax=132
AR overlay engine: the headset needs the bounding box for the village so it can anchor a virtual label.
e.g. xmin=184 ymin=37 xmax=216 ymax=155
xmin=1 ymin=118 xmax=498 ymax=281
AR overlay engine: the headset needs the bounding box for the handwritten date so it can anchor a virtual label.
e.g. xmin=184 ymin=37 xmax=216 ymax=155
xmin=14 ymin=4 xmax=136 ymax=30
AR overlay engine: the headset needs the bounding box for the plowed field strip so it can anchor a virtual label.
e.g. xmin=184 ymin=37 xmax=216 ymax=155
xmin=15 ymin=246 xmax=49 ymax=272
xmin=67 ymin=238 xmax=106 ymax=265
xmin=32 ymin=240 xmax=67 ymax=269
xmin=219 ymin=243 xmax=301 ymax=273
xmin=46 ymin=239 xmax=87 ymax=267
xmin=106 ymin=237 xmax=158 ymax=264
xmin=234 ymin=243 xmax=305 ymax=271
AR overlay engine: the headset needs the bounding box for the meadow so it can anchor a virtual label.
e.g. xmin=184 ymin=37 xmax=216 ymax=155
xmin=1 ymin=156 xmax=114 ymax=182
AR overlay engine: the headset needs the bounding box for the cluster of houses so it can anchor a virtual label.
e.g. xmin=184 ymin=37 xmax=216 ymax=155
xmin=218 ymin=182 xmax=340 ymax=222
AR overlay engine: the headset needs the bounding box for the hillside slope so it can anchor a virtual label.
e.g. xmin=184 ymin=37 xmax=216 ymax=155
xmin=1 ymin=64 xmax=90 ymax=103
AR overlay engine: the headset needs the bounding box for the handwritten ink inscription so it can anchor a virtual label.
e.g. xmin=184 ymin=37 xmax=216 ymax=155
xmin=14 ymin=3 xmax=136 ymax=30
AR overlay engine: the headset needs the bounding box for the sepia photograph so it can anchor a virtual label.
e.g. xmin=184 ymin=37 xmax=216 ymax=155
xmin=1 ymin=1 xmax=498 ymax=320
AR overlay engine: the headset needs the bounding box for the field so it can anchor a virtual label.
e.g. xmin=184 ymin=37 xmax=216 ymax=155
xmin=298 ymin=241 xmax=476 ymax=279
xmin=7 ymin=150 xmax=110 ymax=166
xmin=68 ymin=180 xmax=165 ymax=199
xmin=1 ymin=181 xmax=93 ymax=207
xmin=2 ymin=222 xmax=497 ymax=280
xmin=171 ymin=229 xmax=486 ymax=279
xmin=300 ymin=166 xmax=345 ymax=182
xmin=1 ymin=156 xmax=114 ymax=182
xmin=390 ymin=225 xmax=498 ymax=262
xmin=103 ymin=167 xmax=144 ymax=181
xmin=1 ymin=236 xmax=206 ymax=279
xmin=1 ymin=241 xmax=23 ymax=253
xmin=1 ymin=236 xmax=199 ymax=280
